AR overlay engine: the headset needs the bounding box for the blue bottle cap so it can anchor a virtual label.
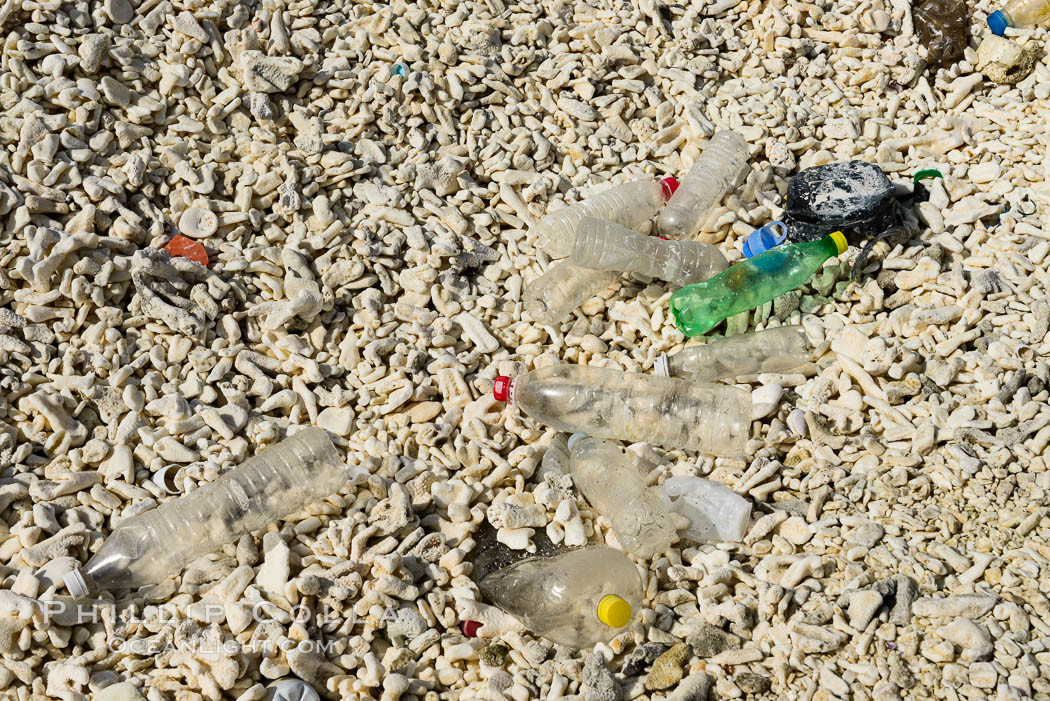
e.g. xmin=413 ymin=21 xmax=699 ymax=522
xmin=742 ymin=222 xmax=787 ymax=258
xmin=987 ymin=10 xmax=1010 ymax=36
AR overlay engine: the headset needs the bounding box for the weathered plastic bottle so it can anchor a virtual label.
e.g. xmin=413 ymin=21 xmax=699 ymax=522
xmin=571 ymin=217 xmax=728 ymax=286
xmin=655 ymin=325 xmax=811 ymax=381
xmin=478 ymin=546 xmax=643 ymax=648
xmin=523 ymin=261 xmax=619 ymax=324
xmin=913 ymin=0 xmax=969 ymax=65
xmin=657 ymin=131 xmax=750 ymax=240
xmin=65 ymin=428 xmax=346 ymax=597
xmin=987 ymin=0 xmax=1050 ymax=34
xmin=567 ymin=434 xmax=677 ymax=558
xmin=670 ymin=232 xmax=847 ymax=337
xmin=493 ymin=365 xmax=751 ymax=456
xmin=534 ymin=177 xmax=679 ymax=258
xmin=659 ymin=477 xmax=751 ymax=543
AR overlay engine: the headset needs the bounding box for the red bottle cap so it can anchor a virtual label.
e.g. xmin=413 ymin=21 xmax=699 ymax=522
xmin=660 ymin=176 xmax=679 ymax=200
xmin=493 ymin=376 xmax=512 ymax=402
xmin=461 ymin=620 xmax=482 ymax=637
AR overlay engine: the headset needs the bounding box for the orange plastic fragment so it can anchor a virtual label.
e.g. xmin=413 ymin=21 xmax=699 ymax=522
xmin=165 ymin=235 xmax=209 ymax=267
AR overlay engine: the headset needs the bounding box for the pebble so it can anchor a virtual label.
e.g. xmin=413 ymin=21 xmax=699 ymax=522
xmin=582 ymin=652 xmax=621 ymax=701
xmin=645 ymin=642 xmax=690 ymax=691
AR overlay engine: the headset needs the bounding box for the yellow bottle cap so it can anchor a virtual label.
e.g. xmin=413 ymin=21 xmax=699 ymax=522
xmin=596 ymin=594 xmax=633 ymax=628
xmin=829 ymin=231 xmax=848 ymax=255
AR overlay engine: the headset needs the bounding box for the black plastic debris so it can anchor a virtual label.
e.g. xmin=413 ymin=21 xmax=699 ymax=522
xmin=782 ymin=161 xmax=906 ymax=279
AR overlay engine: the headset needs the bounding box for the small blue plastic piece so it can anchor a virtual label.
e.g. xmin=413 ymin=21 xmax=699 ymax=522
xmin=742 ymin=221 xmax=787 ymax=258
xmin=987 ymin=10 xmax=1010 ymax=36
xmin=392 ymin=64 xmax=407 ymax=77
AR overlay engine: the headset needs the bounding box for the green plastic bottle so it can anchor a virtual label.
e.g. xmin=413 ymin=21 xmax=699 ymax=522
xmin=670 ymin=231 xmax=847 ymax=337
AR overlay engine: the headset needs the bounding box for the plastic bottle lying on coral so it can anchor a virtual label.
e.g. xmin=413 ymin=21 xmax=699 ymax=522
xmin=987 ymin=0 xmax=1050 ymax=34
xmin=658 ymin=131 xmax=750 ymax=240
xmin=567 ymin=433 xmax=678 ymax=558
xmin=654 ymin=325 xmax=812 ymax=381
xmin=65 ymin=428 xmax=349 ymax=597
xmin=493 ymin=364 xmax=751 ymax=456
xmin=478 ymin=545 xmax=643 ymax=648
xmin=571 ymin=217 xmax=728 ymax=286
xmin=523 ymin=261 xmax=620 ymax=324
xmin=533 ymin=177 xmax=679 ymax=258
xmin=670 ymin=232 xmax=847 ymax=337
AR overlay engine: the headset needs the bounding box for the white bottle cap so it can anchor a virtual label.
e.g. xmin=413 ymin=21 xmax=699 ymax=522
xmin=567 ymin=432 xmax=588 ymax=451
xmin=654 ymin=354 xmax=670 ymax=378
xmin=64 ymin=569 xmax=89 ymax=599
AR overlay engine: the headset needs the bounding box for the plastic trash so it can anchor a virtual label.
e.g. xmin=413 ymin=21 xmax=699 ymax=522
xmin=571 ymin=217 xmax=728 ymax=286
xmin=523 ymin=261 xmax=619 ymax=324
xmin=567 ymin=433 xmax=678 ymax=558
xmin=266 ymin=680 xmax=319 ymax=701
xmin=165 ymin=235 xmax=209 ymax=267
xmin=987 ymin=0 xmax=1050 ymax=34
xmin=669 ymin=232 xmax=847 ymax=337
xmin=533 ymin=177 xmax=679 ymax=258
xmin=493 ymin=364 xmax=751 ymax=456
xmin=657 ymin=131 xmax=749 ymax=240
xmin=913 ymin=0 xmax=969 ymax=65
xmin=659 ymin=477 xmax=751 ymax=543
xmin=477 ymin=545 xmax=643 ymax=648
xmin=742 ymin=221 xmax=788 ymax=259
xmin=65 ymin=428 xmax=346 ymax=597
xmin=654 ymin=325 xmax=811 ymax=381
xmin=782 ymin=162 xmax=897 ymax=244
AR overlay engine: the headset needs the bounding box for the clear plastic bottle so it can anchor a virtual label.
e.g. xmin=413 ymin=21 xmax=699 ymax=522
xmin=567 ymin=434 xmax=677 ymax=558
xmin=534 ymin=177 xmax=679 ymax=258
xmin=657 ymin=131 xmax=750 ymax=240
xmin=670 ymin=232 xmax=847 ymax=337
xmin=478 ymin=545 xmax=643 ymax=648
xmin=987 ymin=0 xmax=1050 ymax=34
xmin=655 ymin=325 xmax=811 ymax=381
xmin=523 ymin=261 xmax=620 ymax=324
xmin=65 ymin=428 xmax=346 ymax=597
xmin=493 ymin=365 xmax=751 ymax=456
xmin=571 ymin=217 xmax=728 ymax=286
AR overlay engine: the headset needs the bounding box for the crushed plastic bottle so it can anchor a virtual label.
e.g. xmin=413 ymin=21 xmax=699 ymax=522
xmin=478 ymin=545 xmax=643 ymax=648
xmin=654 ymin=325 xmax=811 ymax=381
xmin=987 ymin=0 xmax=1050 ymax=34
xmin=659 ymin=477 xmax=751 ymax=543
xmin=523 ymin=261 xmax=619 ymax=324
xmin=571 ymin=217 xmax=728 ymax=286
xmin=669 ymin=232 xmax=848 ymax=337
xmin=493 ymin=365 xmax=751 ymax=456
xmin=533 ymin=177 xmax=679 ymax=258
xmin=913 ymin=0 xmax=969 ymax=65
xmin=567 ymin=433 xmax=678 ymax=558
xmin=657 ymin=131 xmax=749 ymax=240
xmin=65 ymin=428 xmax=347 ymax=597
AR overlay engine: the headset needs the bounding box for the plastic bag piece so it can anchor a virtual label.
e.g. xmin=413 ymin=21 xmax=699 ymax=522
xmin=913 ymin=0 xmax=969 ymax=67
xmin=658 ymin=477 xmax=751 ymax=544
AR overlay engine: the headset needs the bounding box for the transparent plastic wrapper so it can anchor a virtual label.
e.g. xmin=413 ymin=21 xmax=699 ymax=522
xmin=567 ymin=434 xmax=677 ymax=558
xmin=655 ymin=325 xmax=811 ymax=381
xmin=478 ymin=545 xmax=643 ymax=648
xmin=65 ymin=428 xmax=347 ymax=597
xmin=523 ymin=261 xmax=619 ymax=324
xmin=987 ymin=0 xmax=1050 ymax=34
xmin=670 ymin=232 xmax=847 ymax=337
xmin=493 ymin=364 xmax=751 ymax=456
xmin=533 ymin=178 xmax=678 ymax=258
xmin=658 ymin=131 xmax=750 ymax=240
xmin=659 ymin=477 xmax=751 ymax=543
xmin=571 ymin=217 xmax=728 ymax=286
